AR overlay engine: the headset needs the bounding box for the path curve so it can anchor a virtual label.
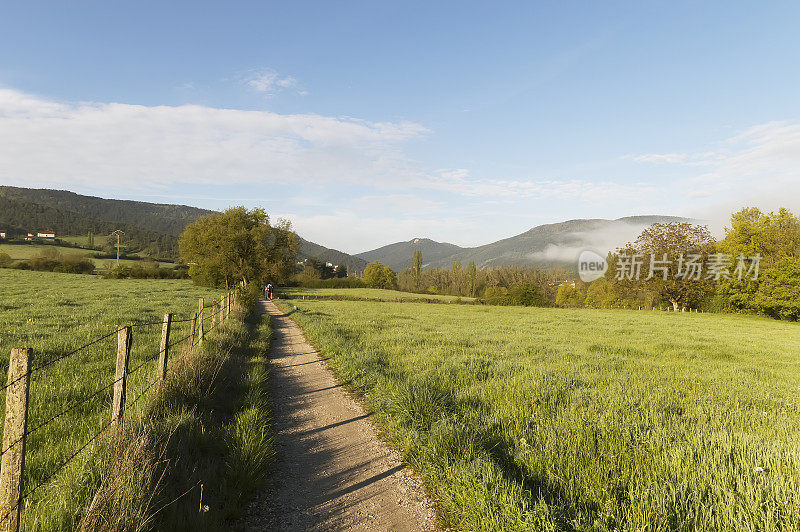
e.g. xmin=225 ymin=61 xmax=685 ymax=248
xmin=240 ymin=301 xmax=437 ymax=531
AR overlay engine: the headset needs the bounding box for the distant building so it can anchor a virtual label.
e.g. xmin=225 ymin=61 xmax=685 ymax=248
xmin=0 ymin=231 xmax=6 ymax=239
xmin=36 ymin=231 xmax=56 ymax=240
xmin=25 ymin=233 xmax=35 ymax=241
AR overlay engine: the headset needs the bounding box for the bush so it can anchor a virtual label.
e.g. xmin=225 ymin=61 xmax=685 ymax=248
xmin=484 ymin=283 xmax=548 ymax=307
xmin=556 ymin=284 xmax=586 ymax=308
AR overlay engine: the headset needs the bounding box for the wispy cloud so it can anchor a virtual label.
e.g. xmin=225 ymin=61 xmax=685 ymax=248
xmin=244 ymin=69 xmax=306 ymax=96
xmin=626 ymin=121 xmax=800 ymax=202
xmin=0 ymin=87 xmax=426 ymax=192
xmin=419 ymin=169 xmax=657 ymax=202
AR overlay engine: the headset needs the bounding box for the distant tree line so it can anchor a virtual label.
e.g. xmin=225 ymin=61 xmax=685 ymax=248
xmin=355 ymin=206 xmax=800 ymax=321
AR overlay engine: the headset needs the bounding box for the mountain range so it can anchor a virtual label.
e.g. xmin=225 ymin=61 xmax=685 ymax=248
xmin=0 ymin=186 xmax=692 ymax=272
xmin=356 ymin=216 xmax=693 ymax=271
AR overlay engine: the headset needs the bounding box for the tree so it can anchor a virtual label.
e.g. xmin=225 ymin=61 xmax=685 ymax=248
xmin=556 ymin=284 xmax=585 ymax=308
xmin=363 ymin=261 xmax=398 ymax=290
xmin=411 ymin=249 xmax=422 ymax=290
xmin=466 ymin=261 xmax=477 ymax=297
xmin=449 ymin=260 xmax=463 ymax=295
xmin=718 ymin=207 xmax=800 ymax=317
xmin=628 ymin=222 xmax=716 ymax=311
xmin=334 ymin=264 xmax=348 ymax=278
xmin=179 ymin=206 xmax=298 ymax=288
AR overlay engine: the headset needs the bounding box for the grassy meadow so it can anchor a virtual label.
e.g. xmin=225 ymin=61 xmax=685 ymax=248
xmin=278 ymin=286 xmax=476 ymax=303
xmin=0 ymin=242 xmax=176 ymax=269
xmin=276 ymin=289 xmax=800 ymax=531
xmin=0 ymin=269 xmax=224 ymax=529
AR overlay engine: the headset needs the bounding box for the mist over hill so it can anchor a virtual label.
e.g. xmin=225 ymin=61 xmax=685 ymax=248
xmin=358 ymin=215 xmax=695 ymax=271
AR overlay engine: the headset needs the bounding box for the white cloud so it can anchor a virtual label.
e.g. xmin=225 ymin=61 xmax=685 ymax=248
xmin=420 ymin=169 xmax=657 ymax=203
xmin=0 ymin=88 xmax=427 ymax=192
xmin=244 ymin=69 xmax=302 ymax=96
xmin=628 ymin=121 xmax=800 ymax=207
xmin=625 ymin=153 xmax=688 ymax=164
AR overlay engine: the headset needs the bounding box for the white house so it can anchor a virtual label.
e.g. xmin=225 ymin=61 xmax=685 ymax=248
xmin=36 ymin=231 xmax=56 ymax=240
xmin=0 ymin=231 xmax=6 ymax=239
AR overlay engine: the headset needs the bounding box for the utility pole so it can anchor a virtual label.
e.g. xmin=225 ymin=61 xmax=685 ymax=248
xmin=110 ymin=230 xmax=124 ymax=268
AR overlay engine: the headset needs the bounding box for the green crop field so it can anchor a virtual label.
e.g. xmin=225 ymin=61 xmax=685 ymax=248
xmin=0 ymin=243 xmax=175 ymax=269
xmin=276 ymin=290 xmax=800 ymax=531
xmin=0 ymin=243 xmax=92 ymax=260
xmin=0 ymin=269 xmax=224 ymax=529
xmin=278 ymin=286 xmax=476 ymax=303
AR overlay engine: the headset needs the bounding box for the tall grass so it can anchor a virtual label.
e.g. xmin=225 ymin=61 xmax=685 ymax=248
xmin=0 ymin=269 xmax=224 ymax=529
xmin=76 ymin=303 xmax=274 ymax=531
xmin=277 ymin=295 xmax=800 ymax=531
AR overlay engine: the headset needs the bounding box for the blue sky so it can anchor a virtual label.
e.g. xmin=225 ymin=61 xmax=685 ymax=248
xmin=2 ymin=1 xmax=800 ymax=253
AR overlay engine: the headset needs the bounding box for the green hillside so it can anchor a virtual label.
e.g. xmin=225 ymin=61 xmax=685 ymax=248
xmin=359 ymin=215 xmax=695 ymax=271
xmin=356 ymin=237 xmax=464 ymax=271
xmin=0 ymin=186 xmax=371 ymax=268
xmin=0 ymin=186 xmax=215 ymax=236
xmin=0 ymin=196 xmax=180 ymax=259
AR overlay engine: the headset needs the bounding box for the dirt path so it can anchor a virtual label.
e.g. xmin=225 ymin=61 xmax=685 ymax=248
xmin=240 ymin=301 xmax=437 ymax=531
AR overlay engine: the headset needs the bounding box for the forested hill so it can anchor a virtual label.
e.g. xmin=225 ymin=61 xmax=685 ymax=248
xmin=0 ymin=196 xmax=181 ymax=259
xmin=0 ymin=186 xmax=370 ymax=268
xmin=358 ymin=216 xmax=695 ymax=271
xmin=0 ymin=186 xmax=215 ymax=236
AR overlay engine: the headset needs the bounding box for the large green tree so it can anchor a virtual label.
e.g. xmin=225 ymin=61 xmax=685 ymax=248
xmin=717 ymin=207 xmax=800 ymax=318
xmin=363 ymin=261 xmax=398 ymax=290
xmin=624 ymin=222 xmax=716 ymax=311
xmin=179 ymin=207 xmax=298 ymax=288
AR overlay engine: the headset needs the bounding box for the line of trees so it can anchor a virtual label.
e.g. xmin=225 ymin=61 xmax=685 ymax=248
xmin=357 ymin=206 xmax=800 ymax=320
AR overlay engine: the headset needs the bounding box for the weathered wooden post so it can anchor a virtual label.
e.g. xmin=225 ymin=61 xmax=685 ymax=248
xmin=111 ymin=327 xmax=131 ymax=428
xmin=197 ymin=298 xmax=205 ymax=345
xmin=157 ymin=314 xmax=172 ymax=385
xmin=189 ymin=312 xmax=197 ymax=353
xmin=220 ymin=296 xmax=226 ymax=323
xmin=211 ymin=299 xmax=218 ymax=329
xmin=0 ymin=348 xmax=33 ymax=532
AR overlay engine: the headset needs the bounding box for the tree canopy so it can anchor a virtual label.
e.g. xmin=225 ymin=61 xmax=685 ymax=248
xmin=179 ymin=207 xmax=298 ymax=288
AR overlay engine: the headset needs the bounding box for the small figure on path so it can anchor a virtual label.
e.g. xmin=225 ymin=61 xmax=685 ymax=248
xmin=265 ymin=283 xmax=274 ymax=300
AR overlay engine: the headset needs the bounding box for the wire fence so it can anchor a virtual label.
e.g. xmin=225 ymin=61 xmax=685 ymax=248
xmin=0 ymin=289 xmax=240 ymax=530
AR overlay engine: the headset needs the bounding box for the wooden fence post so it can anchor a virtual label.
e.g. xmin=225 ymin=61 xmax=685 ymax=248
xmin=0 ymin=348 xmax=33 ymax=532
xmin=197 ymin=298 xmax=205 ymax=345
xmin=111 ymin=327 xmax=131 ymax=428
xmin=220 ymin=296 xmax=226 ymax=323
xmin=189 ymin=313 xmax=197 ymax=354
xmin=212 ymin=299 xmax=218 ymax=328
xmin=157 ymin=314 xmax=172 ymax=384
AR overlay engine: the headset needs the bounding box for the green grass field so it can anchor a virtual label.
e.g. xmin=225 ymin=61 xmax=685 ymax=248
xmin=278 ymin=286 xmax=476 ymax=302
xmin=0 ymin=243 xmax=175 ymax=269
xmin=276 ymin=291 xmax=800 ymax=531
xmin=0 ymin=269 xmax=224 ymax=529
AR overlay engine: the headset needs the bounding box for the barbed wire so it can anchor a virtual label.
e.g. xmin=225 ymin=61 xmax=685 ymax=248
xmin=0 ymin=414 xmax=116 ymax=525
xmin=0 ymin=294 xmax=236 ymax=522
